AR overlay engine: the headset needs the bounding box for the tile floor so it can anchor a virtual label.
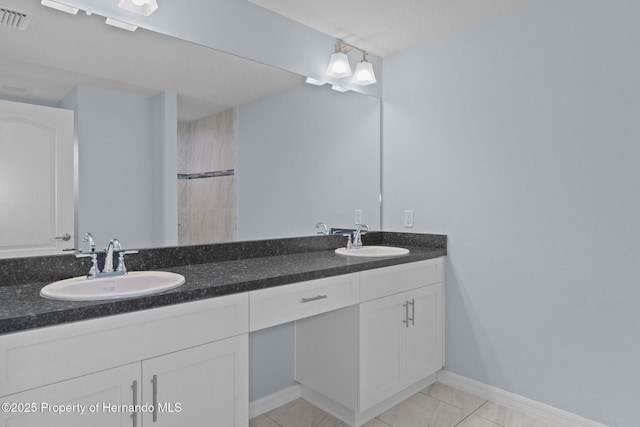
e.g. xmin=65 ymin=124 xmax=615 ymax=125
xmin=250 ymin=383 xmax=559 ymax=427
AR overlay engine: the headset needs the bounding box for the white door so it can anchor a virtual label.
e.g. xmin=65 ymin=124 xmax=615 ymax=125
xmin=359 ymin=293 xmax=406 ymax=411
xmin=0 ymin=99 xmax=74 ymax=258
xmin=405 ymin=284 xmax=443 ymax=382
xmin=142 ymin=335 xmax=248 ymax=427
xmin=0 ymin=363 xmax=139 ymax=427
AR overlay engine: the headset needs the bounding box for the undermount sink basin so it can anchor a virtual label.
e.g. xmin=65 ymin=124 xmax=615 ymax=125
xmin=335 ymin=246 xmax=410 ymax=258
xmin=40 ymin=271 xmax=186 ymax=301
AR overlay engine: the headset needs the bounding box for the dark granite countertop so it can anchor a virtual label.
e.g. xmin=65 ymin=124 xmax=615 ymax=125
xmin=0 ymin=232 xmax=446 ymax=335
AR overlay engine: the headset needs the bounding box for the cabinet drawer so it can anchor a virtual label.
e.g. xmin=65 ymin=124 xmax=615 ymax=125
xmin=360 ymin=258 xmax=442 ymax=302
xmin=249 ymin=274 xmax=359 ymax=331
xmin=0 ymin=293 xmax=248 ymax=397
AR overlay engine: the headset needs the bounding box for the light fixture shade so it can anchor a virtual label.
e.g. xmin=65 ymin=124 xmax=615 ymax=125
xmin=352 ymin=60 xmax=377 ymax=86
xmin=118 ymin=0 xmax=158 ymax=16
xmin=326 ymin=52 xmax=352 ymax=78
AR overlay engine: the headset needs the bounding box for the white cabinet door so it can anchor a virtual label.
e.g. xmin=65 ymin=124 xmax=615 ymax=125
xmin=141 ymin=335 xmax=248 ymax=427
xmin=0 ymin=363 xmax=139 ymax=427
xmin=405 ymin=283 xmax=443 ymax=383
xmin=359 ymin=283 xmax=443 ymax=412
xmin=359 ymin=292 xmax=406 ymax=411
xmin=0 ymin=99 xmax=74 ymax=258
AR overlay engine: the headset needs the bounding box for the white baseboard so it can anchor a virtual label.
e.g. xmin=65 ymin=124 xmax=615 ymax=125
xmin=437 ymin=370 xmax=609 ymax=427
xmin=249 ymin=384 xmax=301 ymax=419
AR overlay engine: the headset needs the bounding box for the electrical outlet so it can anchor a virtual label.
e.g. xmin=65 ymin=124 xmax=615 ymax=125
xmin=404 ymin=210 xmax=414 ymax=228
xmin=354 ymin=210 xmax=363 ymax=225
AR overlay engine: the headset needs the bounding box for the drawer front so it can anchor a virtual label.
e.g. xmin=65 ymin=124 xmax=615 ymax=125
xmin=249 ymin=274 xmax=359 ymax=331
xmin=360 ymin=258 xmax=442 ymax=302
xmin=0 ymin=293 xmax=249 ymax=397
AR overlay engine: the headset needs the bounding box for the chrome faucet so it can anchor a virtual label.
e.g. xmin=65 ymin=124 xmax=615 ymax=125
xmin=75 ymin=236 xmax=137 ymax=278
xmin=82 ymin=232 xmax=96 ymax=252
xmin=103 ymin=239 xmax=121 ymax=273
xmin=315 ymin=222 xmax=329 ymax=235
xmin=353 ymin=224 xmax=370 ymax=249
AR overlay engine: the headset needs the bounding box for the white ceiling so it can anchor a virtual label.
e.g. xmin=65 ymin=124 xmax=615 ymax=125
xmin=248 ymin=0 xmax=536 ymax=57
xmin=0 ymin=0 xmax=303 ymax=121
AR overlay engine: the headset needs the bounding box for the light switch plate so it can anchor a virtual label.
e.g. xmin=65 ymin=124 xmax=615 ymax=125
xmin=404 ymin=210 xmax=414 ymax=228
xmin=354 ymin=210 xmax=363 ymax=225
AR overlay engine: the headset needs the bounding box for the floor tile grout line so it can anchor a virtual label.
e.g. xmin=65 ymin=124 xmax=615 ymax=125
xmin=419 ymin=388 xmax=488 ymax=416
xmin=469 ymin=401 xmax=509 ymax=427
xmin=454 ymin=411 xmax=475 ymax=427
xmin=373 ymin=417 xmax=393 ymax=427
xmin=264 ymin=414 xmax=284 ymax=427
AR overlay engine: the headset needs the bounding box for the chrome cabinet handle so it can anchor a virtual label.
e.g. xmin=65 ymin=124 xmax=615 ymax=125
xmin=408 ymin=299 xmax=415 ymax=326
xmin=152 ymin=374 xmax=158 ymax=422
xmin=131 ymin=380 xmax=138 ymax=427
xmin=403 ymin=301 xmax=409 ymax=327
xmin=301 ymin=294 xmax=328 ymax=303
xmin=54 ymin=233 xmax=71 ymax=241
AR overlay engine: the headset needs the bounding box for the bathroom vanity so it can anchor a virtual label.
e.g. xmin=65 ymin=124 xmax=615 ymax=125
xmin=0 ymin=233 xmax=445 ymax=427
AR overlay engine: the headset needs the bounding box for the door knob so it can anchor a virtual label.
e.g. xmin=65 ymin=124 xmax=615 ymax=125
xmin=55 ymin=233 xmax=71 ymax=241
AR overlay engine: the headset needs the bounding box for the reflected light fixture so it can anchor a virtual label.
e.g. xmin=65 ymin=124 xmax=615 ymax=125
xmin=305 ymin=77 xmax=327 ymax=86
xmin=118 ymin=0 xmax=158 ymax=16
xmin=331 ymin=85 xmax=350 ymax=93
xmin=105 ymin=17 xmax=138 ymax=31
xmin=326 ymin=40 xmax=377 ymax=86
xmin=41 ymin=0 xmax=79 ymax=15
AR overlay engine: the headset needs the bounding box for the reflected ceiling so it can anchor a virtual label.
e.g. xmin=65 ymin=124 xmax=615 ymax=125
xmin=0 ymin=0 xmax=303 ymax=121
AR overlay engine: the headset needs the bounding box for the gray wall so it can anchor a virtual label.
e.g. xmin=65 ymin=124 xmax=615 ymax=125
xmin=237 ymin=83 xmax=380 ymax=241
xmin=382 ymin=1 xmax=640 ymax=425
xmin=249 ymin=323 xmax=295 ymax=402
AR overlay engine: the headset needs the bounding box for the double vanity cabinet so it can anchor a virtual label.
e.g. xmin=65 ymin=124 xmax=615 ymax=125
xmin=0 ymin=256 xmax=443 ymax=427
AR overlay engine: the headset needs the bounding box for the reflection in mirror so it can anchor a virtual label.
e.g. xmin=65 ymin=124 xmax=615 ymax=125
xmin=0 ymin=0 xmax=380 ymax=258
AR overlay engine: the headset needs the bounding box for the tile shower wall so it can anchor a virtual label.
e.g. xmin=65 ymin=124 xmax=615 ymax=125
xmin=177 ymin=108 xmax=237 ymax=244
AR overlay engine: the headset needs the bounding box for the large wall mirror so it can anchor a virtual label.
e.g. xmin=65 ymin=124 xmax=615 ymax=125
xmin=0 ymin=0 xmax=380 ymax=257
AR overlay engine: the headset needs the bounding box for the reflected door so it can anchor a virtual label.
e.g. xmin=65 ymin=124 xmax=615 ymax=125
xmin=0 ymin=99 xmax=74 ymax=258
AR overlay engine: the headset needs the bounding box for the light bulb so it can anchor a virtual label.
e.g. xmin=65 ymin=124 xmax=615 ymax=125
xmin=131 ymin=0 xmax=146 ymax=5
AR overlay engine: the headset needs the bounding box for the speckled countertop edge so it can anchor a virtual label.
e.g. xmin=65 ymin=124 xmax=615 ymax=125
xmin=0 ymin=235 xmax=446 ymax=335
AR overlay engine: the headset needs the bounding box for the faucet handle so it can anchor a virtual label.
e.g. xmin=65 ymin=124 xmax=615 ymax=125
xmin=342 ymin=234 xmax=353 ymax=249
xmin=116 ymin=250 xmax=139 ymax=273
xmin=76 ymin=253 xmax=99 ymax=277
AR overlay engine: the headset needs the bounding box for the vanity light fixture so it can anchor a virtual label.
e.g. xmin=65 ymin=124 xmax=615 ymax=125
xmin=118 ymin=0 xmax=158 ymax=16
xmin=105 ymin=17 xmax=138 ymax=31
xmin=41 ymin=0 xmax=79 ymax=15
xmin=326 ymin=40 xmax=377 ymax=86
